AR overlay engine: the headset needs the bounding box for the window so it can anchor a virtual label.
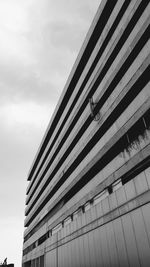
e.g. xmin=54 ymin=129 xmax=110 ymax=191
xmin=84 ymin=202 xmax=91 ymax=212
xmin=52 ymin=223 xmax=62 ymax=235
xmin=73 ymin=208 xmax=82 ymax=220
xmin=64 ymin=216 xmax=72 ymax=226
xmin=93 ymin=189 xmax=109 ymax=205
xmin=112 ymin=179 xmax=122 ymax=192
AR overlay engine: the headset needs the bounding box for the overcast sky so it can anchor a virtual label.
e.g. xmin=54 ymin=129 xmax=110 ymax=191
xmin=0 ymin=1 xmax=100 ymax=266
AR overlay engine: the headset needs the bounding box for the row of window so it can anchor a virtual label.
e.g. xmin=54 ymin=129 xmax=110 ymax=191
xmin=24 ymin=106 xmax=150 ymax=244
xmin=23 ymin=176 xmax=124 ymax=256
xmin=24 ymin=140 xmax=150 ymax=256
xmin=24 ymin=111 xmax=150 ymax=254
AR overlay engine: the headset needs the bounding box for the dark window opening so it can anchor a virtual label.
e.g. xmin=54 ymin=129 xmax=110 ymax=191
xmin=38 ymin=233 xmax=47 ymax=246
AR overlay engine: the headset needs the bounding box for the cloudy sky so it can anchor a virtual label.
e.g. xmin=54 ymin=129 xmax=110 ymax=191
xmin=0 ymin=0 xmax=100 ymax=266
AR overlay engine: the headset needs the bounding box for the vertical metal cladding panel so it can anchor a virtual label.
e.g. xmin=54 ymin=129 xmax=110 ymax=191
xmin=134 ymin=171 xmax=149 ymax=195
xmin=66 ymin=238 xmax=72 ymax=267
xmin=131 ymin=208 xmax=150 ymax=266
xmin=88 ymin=230 xmax=98 ymax=267
xmin=73 ymin=216 xmax=78 ymax=232
xmin=63 ymin=243 xmax=68 ymax=267
xmin=145 ymin=167 xmax=150 ymax=189
xmin=77 ymin=213 xmax=82 ymax=229
xmin=71 ymin=237 xmax=77 ymax=267
xmin=65 ymin=242 xmax=73 ymax=267
xmin=45 ymin=200 xmax=150 ymax=267
xmin=80 ymin=236 xmax=87 ymax=266
xmin=71 ymin=218 xmax=79 ymax=267
xmin=124 ymin=179 xmax=136 ymax=202
xmin=86 ymin=231 xmax=93 ymax=267
xmin=83 ymin=233 xmax=91 ymax=267
xmin=115 ymin=183 xmax=127 ymax=207
xmin=61 ymin=243 xmax=65 ymax=267
xmin=67 ymin=241 xmax=71 ymax=267
xmin=95 ymin=200 xmax=103 ymax=218
xmin=62 ymin=244 xmax=66 ymax=267
xmin=58 ymin=246 xmax=61 ymax=267
xmin=64 ymin=243 xmax=70 ymax=267
xmin=85 ymin=210 xmax=95 ymax=267
xmin=105 ymin=221 xmax=120 ymax=267
xmin=85 ymin=208 xmax=92 ymax=225
xmin=45 ymin=249 xmax=57 ymax=267
xmin=79 ymin=235 xmax=86 ymax=266
xmin=76 ymin=237 xmax=82 ymax=267
xmin=101 ymin=224 xmax=112 ymax=267
xmin=72 ymin=238 xmax=78 ymax=267
xmin=62 ymin=245 xmax=67 ymax=267
xmin=113 ymin=217 xmax=130 ymax=267
xmin=121 ymin=214 xmax=141 ymax=267
xmin=79 ymin=233 xmax=86 ymax=267
xmin=65 ymin=237 xmax=71 ymax=267
xmin=92 ymin=228 xmax=101 ymax=267
xmin=109 ymin=191 xmax=118 ymax=211
xmin=78 ymin=215 xmax=86 ymax=267
xmin=95 ymin=226 xmax=105 ymax=266
xmin=102 ymin=197 xmax=110 ymax=214
xmin=141 ymin=203 xmax=150 ymax=246
xmin=66 ymin=222 xmax=71 ymax=236
xmin=89 ymin=206 xmax=99 ymax=266
xmin=78 ymin=235 xmax=86 ymax=267
xmin=90 ymin=204 xmax=98 ymax=222
xmin=62 ymin=243 xmax=66 ymax=267
xmin=69 ymin=218 xmax=74 ymax=234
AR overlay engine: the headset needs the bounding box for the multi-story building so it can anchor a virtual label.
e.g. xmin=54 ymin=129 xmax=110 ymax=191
xmin=22 ymin=0 xmax=150 ymax=266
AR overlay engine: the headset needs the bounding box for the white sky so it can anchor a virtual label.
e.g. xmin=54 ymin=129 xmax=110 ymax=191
xmin=0 ymin=1 xmax=100 ymax=266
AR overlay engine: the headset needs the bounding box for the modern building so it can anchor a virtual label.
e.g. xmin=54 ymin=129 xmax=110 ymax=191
xmin=22 ymin=0 xmax=150 ymax=266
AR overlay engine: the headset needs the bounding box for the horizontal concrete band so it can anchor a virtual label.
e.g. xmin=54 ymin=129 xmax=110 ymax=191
xmin=46 ymin=190 xmax=150 ymax=253
xmin=46 ymin=144 xmax=150 ymax=234
xmin=24 ymin=92 xmax=150 ymax=233
xmin=22 ymin=146 xmax=150 ymax=254
xmin=22 ymin=186 xmax=150 ymax=262
xmin=25 ymin=54 xmax=150 ymax=226
xmin=23 ymin=137 xmax=150 ymax=245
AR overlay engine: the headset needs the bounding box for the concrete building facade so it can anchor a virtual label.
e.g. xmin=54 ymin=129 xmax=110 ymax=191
xmin=22 ymin=0 xmax=150 ymax=266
